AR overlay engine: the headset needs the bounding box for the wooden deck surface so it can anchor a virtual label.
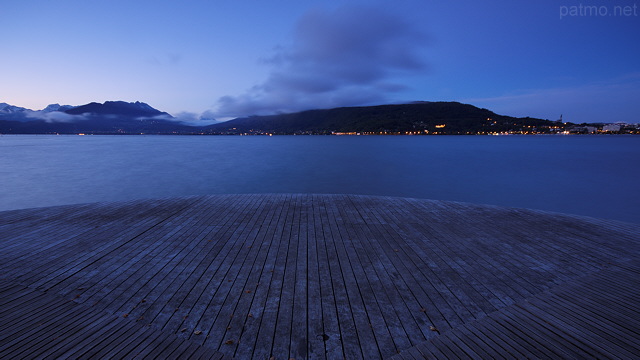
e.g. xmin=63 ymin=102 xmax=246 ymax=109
xmin=0 ymin=194 xmax=638 ymax=359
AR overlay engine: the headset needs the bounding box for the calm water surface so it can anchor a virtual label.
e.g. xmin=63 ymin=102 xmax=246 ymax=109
xmin=1 ymin=135 xmax=638 ymax=223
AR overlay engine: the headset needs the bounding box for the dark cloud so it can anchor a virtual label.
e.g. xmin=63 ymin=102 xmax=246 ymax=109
xmin=215 ymin=5 xmax=429 ymax=118
xmin=148 ymin=52 xmax=183 ymax=66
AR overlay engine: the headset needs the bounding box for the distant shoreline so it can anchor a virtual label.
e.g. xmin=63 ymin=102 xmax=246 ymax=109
xmin=2 ymin=132 xmax=639 ymax=136
xmin=3 ymin=101 xmax=639 ymax=136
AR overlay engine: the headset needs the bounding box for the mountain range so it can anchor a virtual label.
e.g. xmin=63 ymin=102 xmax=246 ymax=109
xmin=0 ymin=101 xmax=170 ymax=121
xmin=0 ymin=100 xmax=564 ymax=135
xmin=0 ymin=101 xmax=194 ymax=134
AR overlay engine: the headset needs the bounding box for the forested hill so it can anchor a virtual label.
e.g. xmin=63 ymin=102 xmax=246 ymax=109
xmin=0 ymin=101 xmax=566 ymax=135
xmin=205 ymin=102 xmax=558 ymax=135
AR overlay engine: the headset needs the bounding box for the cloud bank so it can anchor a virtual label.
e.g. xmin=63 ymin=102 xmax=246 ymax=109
xmin=26 ymin=110 xmax=85 ymax=123
xmin=171 ymin=111 xmax=221 ymax=126
xmin=214 ymin=5 xmax=429 ymax=118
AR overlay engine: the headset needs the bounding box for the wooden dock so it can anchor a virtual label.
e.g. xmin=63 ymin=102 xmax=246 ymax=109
xmin=0 ymin=194 xmax=638 ymax=359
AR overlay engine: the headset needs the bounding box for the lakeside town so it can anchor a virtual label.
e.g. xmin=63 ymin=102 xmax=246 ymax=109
xmin=260 ymin=120 xmax=640 ymax=136
xmin=329 ymin=121 xmax=640 ymax=136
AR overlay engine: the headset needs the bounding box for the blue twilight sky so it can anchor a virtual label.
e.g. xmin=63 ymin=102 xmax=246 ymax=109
xmin=2 ymin=0 xmax=639 ymax=123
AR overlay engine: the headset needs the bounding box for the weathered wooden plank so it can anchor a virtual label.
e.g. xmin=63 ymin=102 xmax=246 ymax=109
xmin=131 ymin=332 xmax=179 ymax=360
xmin=213 ymin=195 xmax=282 ymax=355
xmin=358 ymin=222 xmax=448 ymax=343
xmin=148 ymin=198 xmax=254 ymax=333
xmin=411 ymin=343 xmax=441 ymax=360
xmin=97 ymin=323 xmax=158 ymax=359
xmin=429 ymin=340 xmax=463 ymax=360
xmin=399 ymin=345 xmax=428 ymax=360
xmin=412 ymin=220 xmax=519 ymax=311
xmin=56 ymin=316 xmax=131 ymax=358
xmin=428 ymin=208 xmax=548 ymax=299
xmin=541 ymin=289 xmax=640 ymax=344
xmin=350 ymin=222 xmax=413 ymax=354
xmin=396 ymin=221 xmax=497 ymax=318
xmin=379 ymin=222 xmax=472 ymax=329
xmin=198 ymin=197 xmax=273 ymax=354
xmin=270 ymin=194 xmax=303 ymax=358
xmin=438 ymin=331 xmax=484 ymax=359
xmin=466 ymin=318 xmax=530 ymax=359
xmin=2 ymin=199 xmax=187 ymax=285
xmin=391 ymin=260 xmax=640 ymax=360
xmin=407 ymin=200 xmax=599 ymax=284
xmin=111 ymin=197 xmax=251 ymax=331
xmin=321 ymin=195 xmax=364 ymax=359
xmin=164 ymin=337 xmax=196 ymax=359
xmin=314 ymin=195 xmax=343 ymax=359
xmin=520 ymin=296 xmax=640 ymax=357
xmin=85 ymin=321 xmax=145 ymax=358
xmin=351 ymin=198 xmax=434 ymax=353
xmin=43 ymin=316 xmax=117 ymax=358
xmin=2 ymin=308 xmax=86 ymax=358
xmin=413 ymin=208 xmax=533 ymax=304
xmin=522 ymin=288 xmax=640 ymax=353
xmin=115 ymin=200 xmax=228 ymax=319
xmin=98 ymin=199 xmax=221 ymax=315
xmin=553 ymin=288 xmax=640 ymax=332
xmin=504 ymin=305 xmax=594 ymax=359
xmin=328 ymin=195 xmax=381 ymax=358
xmin=450 ymin=323 xmax=510 ymax=360
xmin=127 ymin=330 xmax=175 ymax=359
xmin=362 ymin=201 xmax=473 ymax=330
xmin=249 ymin=194 xmax=295 ymax=360
xmin=59 ymin=199 xmax=218 ymax=295
xmin=0 ymin=298 xmax=76 ymax=351
xmin=134 ymin=224 xmax=225 ymax=325
xmin=2 ymin=194 xmax=640 ymax=359
xmin=511 ymin=208 xmax=632 ymax=266
xmin=0 ymin=285 xmax=50 ymax=318
xmin=188 ymin=343 xmax=227 ymax=360
xmin=304 ymin=194 xmax=326 ymax=359
xmin=18 ymin=302 xmax=112 ymax=359
xmin=287 ymin=194 xmax=311 ymax=360
xmin=340 ymin=222 xmax=396 ymax=358
xmin=180 ymin=195 xmax=265 ymax=343
xmin=489 ymin=310 xmax=561 ymax=359
xmin=0 ymin=267 xmax=228 ymax=360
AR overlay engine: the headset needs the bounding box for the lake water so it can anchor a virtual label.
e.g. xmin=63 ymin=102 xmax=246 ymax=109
xmin=1 ymin=134 xmax=638 ymax=223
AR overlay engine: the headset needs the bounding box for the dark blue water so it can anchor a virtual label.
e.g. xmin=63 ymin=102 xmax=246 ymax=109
xmin=1 ymin=135 xmax=638 ymax=223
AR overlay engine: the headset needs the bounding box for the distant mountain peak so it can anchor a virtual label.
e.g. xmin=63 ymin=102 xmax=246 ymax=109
xmin=42 ymin=103 xmax=75 ymax=112
xmin=0 ymin=103 xmax=30 ymax=113
xmin=64 ymin=101 xmax=171 ymax=118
